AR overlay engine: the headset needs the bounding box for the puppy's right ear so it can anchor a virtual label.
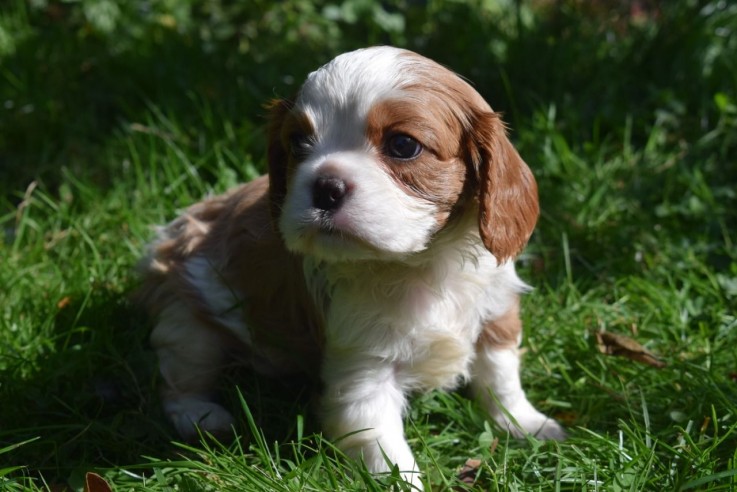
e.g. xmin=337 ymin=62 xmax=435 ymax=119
xmin=266 ymin=98 xmax=294 ymax=223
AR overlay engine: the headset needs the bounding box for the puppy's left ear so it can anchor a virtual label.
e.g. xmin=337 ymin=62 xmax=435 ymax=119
xmin=470 ymin=112 xmax=539 ymax=263
xmin=266 ymin=98 xmax=294 ymax=223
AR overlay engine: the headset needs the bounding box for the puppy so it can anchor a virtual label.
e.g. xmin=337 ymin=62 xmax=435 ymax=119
xmin=139 ymin=46 xmax=564 ymax=488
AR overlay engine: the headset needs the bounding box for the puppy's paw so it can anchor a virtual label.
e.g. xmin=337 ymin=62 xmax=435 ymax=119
xmin=496 ymin=400 xmax=566 ymax=441
xmin=518 ymin=414 xmax=567 ymax=441
xmin=163 ymin=397 xmax=235 ymax=441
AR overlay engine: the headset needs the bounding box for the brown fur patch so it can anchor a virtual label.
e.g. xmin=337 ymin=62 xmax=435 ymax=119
xmin=365 ymin=98 xmax=468 ymax=224
xmin=267 ymin=100 xmax=315 ymax=224
xmin=478 ymin=296 xmax=522 ymax=349
xmin=365 ymin=52 xmax=538 ymax=261
xmin=139 ymin=176 xmax=323 ymax=377
xmin=467 ymin=111 xmax=539 ymax=263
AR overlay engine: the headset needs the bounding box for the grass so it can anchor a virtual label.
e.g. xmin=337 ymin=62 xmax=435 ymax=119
xmin=1 ymin=0 xmax=736 ymax=490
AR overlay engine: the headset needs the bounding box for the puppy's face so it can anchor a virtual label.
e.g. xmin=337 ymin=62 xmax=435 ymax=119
xmin=268 ymin=47 xmax=538 ymax=263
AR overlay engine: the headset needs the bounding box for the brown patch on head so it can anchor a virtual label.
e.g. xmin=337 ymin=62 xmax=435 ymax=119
xmin=266 ymin=99 xmax=314 ymax=223
xmin=362 ymin=56 xmax=487 ymax=227
xmin=478 ymin=296 xmax=522 ymax=349
xmin=363 ymin=51 xmax=538 ymax=257
xmin=365 ymin=97 xmax=469 ymax=225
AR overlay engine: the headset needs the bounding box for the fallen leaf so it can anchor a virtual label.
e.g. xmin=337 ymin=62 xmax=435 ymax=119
xmin=553 ymin=410 xmax=579 ymax=426
xmin=457 ymin=458 xmax=482 ymax=484
xmin=57 ymin=296 xmax=72 ymax=309
xmin=700 ymin=416 xmax=711 ymax=434
xmin=596 ymin=331 xmax=666 ymax=368
xmin=488 ymin=436 xmax=498 ymax=455
xmin=83 ymin=472 xmax=112 ymax=492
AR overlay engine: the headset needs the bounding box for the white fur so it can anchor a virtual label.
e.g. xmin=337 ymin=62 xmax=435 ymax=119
xmin=184 ymin=256 xmax=251 ymax=343
xmin=298 ymin=46 xmax=415 ymax=131
xmin=312 ymin=237 xmax=529 ymax=488
xmin=279 ymin=151 xmax=439 ymax=261
xmin=471 ymin=346 xmax=566 ymax=440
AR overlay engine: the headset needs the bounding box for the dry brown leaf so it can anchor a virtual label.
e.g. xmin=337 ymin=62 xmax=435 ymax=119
xmin=488 ymin=436 xmax=499 ymax=455
xmin=57 ymin=296 xmax=72 ymax=310
xmin=457 ymin=458 xmax=482 ymax=484
xmin=83 ymin=472 xmax=112 ymax=492
xmin=596 ymin=331 xmax=666 ymax=368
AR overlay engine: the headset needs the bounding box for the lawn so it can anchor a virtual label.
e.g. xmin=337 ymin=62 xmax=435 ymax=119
xmin=1 ymin=0 xmax=736 ymax=490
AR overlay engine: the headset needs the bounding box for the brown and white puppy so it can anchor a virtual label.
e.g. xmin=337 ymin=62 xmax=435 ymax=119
xmin=140 ymin=46 xmax=564 ymax=488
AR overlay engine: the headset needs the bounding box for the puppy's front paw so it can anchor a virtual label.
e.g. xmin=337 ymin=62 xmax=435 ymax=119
xmin=496 ymin=400 xmax=566 ymax=441
xmin=163 ymin=397 xmax=235 ymax=441
xmin=516 ymin=413 xmax=567 ymax=441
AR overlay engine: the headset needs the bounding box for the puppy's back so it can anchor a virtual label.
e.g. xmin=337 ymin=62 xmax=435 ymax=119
xmin=139 ymin=176 xmax=323 ymax=378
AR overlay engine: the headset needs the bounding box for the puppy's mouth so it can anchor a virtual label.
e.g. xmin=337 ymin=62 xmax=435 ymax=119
xmin=305 ymin=213 xmax=368 ymax=243
xmin=292 ymin=211 xmax=386 ymax=260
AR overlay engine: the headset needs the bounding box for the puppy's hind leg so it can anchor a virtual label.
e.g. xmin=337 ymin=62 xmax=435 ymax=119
xmin=151 ymin=301 xmax=235 ymax=441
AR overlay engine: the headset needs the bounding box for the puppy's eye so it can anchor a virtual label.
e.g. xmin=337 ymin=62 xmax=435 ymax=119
xmin=289 ymin=133 xmax=312 ymax=159
xmin=386 ymin=134 xmax=422 ymax=160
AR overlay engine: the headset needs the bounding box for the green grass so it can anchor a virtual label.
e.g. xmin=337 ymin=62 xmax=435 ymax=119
xmin=1 ymin=0 xmax=736 ymax=490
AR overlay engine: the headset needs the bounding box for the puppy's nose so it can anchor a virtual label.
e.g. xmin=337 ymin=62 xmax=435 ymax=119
xmin=312 ymin=175 xmax=349 ymax=211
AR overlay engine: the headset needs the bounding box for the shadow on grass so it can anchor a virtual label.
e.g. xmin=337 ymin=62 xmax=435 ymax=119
xmin=0 ymin=2 xmax=343 ymax=200
xmin=0 ymin=291 xmax=166 ymax=483
xmin=0 ymin=286 xmax=318 ymax=485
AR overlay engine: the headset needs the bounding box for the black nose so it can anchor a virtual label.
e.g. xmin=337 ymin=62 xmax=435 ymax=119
xmin=312 ymin=175 xmax=348 ymax=211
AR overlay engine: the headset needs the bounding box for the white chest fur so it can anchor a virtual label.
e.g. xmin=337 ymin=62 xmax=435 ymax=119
xmin=307 ymin=239 xmax=527 ymax=392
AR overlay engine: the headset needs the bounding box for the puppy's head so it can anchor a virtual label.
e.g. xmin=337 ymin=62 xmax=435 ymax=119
xmin=268 ymin=47 xmax=538 ymax=263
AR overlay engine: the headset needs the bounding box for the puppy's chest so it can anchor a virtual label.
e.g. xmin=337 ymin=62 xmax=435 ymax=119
xmin=318 ymin=268 xmax=488 ymax=389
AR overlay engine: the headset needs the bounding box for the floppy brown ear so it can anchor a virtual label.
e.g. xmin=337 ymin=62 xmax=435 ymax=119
xmin=266 ymin=99 xmax=293 ymax=223
xmin=471 ymin=112 xmax=539 ymax=263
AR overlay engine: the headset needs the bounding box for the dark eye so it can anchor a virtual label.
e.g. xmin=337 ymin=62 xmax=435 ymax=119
xmin=386 ymin=134 xmax=422 ymax=160
xmin=289 ymin=133 xmax=312 ymax=159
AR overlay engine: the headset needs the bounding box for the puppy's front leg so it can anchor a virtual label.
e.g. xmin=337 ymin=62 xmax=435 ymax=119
xmin=470 ymin=300 xmax=566 ymax=440
xmin=320 ymin=355 xmax=423 ymax=489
